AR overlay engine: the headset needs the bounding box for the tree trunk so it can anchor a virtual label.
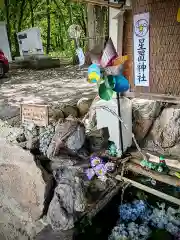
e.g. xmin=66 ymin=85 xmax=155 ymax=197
xmin=4 ymin=0 xmax=11 ymax=52
xmin=68 ymin=2 xmax=73 ymax=25
xmin=46 ymin=0 xmax=51 ymax=54
xmin=14 ymin=0 xmax=26 ymax=56
xmin=29 ymin=0 xmax=34 ymax=27
xmin=58 ymin=21 xmax=64 ymax=50
xmin=53 ymin=0 xmax=68 ymax=37
xmin=18 ymin=0 xmax=26 ymax=32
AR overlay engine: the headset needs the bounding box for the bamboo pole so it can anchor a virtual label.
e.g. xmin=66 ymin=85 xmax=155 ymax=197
xmin=115 ymin=176 xmax=180 ymax=206
xmin=130 ymin=158 xmax=177 ymax=177
xmin=130 ymin=151 xmax=180 ymax=171
xmin=124 ymin=91 xmax=180 ymax=104
xmin=147 ymin=152 xmax=180 ymax=170
xmin=126 ymin=162 xmax=180 ymax=187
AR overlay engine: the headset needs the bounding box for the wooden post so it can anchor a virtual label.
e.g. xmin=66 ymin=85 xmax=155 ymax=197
xmin=130 ymin=158 xmax=177 ymax=177
xmin=117 ymin=11 xmax=124 ymax=55
xmin=126 ymin=162 xmax=180 ymax=187
xmin=147 ymin=152 xmax=180 ymax=170
xmin=87 ymin=3 xmax=96 ymax=50
xmin=130 ymin=151 xmax=180 ymax=171
xmin=115 ymin=176 xmax=180 ymax=206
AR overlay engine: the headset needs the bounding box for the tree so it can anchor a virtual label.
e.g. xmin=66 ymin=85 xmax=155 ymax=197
xmin=4 ymin=0 xmax=11 ymax=51
xmin=0 ymin=0 xmax=108 ymax=60
xmin=46 ymin=0 xmax=51 ymax=54
xmin=29 ymin=0 xmax=34 ymax=27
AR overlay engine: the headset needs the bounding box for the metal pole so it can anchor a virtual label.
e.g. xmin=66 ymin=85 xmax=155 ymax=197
xmin=117 ymin=93 xmax=124 ymax=154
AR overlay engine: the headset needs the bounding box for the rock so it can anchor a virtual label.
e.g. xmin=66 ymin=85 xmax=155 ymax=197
xmin=132 ymin=98 xmax=162 ymax=141
xmin=39 ymin=125 xmax=55 ymax=156
xmin=85 ymin=96 xmax=99 ymax=132
xmin=144 ymin=106 xmax=180 ymax=154
xmin=47 ymin=167 xmax=86 ymax=231
xmin=0 ymin=105 xmax=19 ymax=122
xmin=35 ymin=226 xmax=74 ymax=240
xmin=0 ymin=119 xmax=23 ymax=144
xmin=7 ymin=115 xmax=21 ymax=127
xmin=23 ymin=122 xmax=39 ymax=141
xmin=0 ymin=139 xmax=46 ymax=239
xmin=16 ymin=133 xmax=26 ymax=143
xmin=62 ymin=105 xmax=78 ymax=118
xmin=26 ymin=136 xmax=39 ymax=150
xmin=66 ymin=123 xmax=85 ymax=151
xmin=88 ymin=128 xmax=109 ymax=152
xmin=17 ymin=141 xmax=27 ymax=149
xmin=142 ymin=105 xmax=180 ymax=158
xmin=47 ymin=120 xmax=85 ymax=159
xmin=151 ymin=106 xmax=180 ymax=148
xmin=77 ymin=97 xmax=92 ymax=116
xmin=50 ymin=155 xmax=81 ymax=171
xmin=49 ymin=108 xmax=64 ymax=123
xmin=165 ymin=144 xmax=180 ymax=157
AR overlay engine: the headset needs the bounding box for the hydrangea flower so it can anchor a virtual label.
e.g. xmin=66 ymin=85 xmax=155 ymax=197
xmin=119 ymin=200 xmax=148 ymax=222
xmin=139 ymin=224 xmax=151 ymax=237
xmin=166 ymin=222 xmax=179 ymax=236
xmin=109 ymin=200 xmax=180 ymax=240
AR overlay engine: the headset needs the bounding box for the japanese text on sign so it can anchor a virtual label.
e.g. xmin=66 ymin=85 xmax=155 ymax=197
xmin=21 ymin=104 xmax=49 ymax=126
xmin=134 ymin=12 xmax=149 ymax=87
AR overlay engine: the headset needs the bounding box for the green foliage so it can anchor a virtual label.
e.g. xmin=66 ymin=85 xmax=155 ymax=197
xmin=1 ymin=0 xmax=88 ymax=58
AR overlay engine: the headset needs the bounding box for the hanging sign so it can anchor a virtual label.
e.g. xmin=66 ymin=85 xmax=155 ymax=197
xmin=76 ymin=47 xmax=85 ymax=66
xmin=133 ymin=12 xmax=150 ymax=87
xmin=21 ymin=104 xmax=49 ymax=126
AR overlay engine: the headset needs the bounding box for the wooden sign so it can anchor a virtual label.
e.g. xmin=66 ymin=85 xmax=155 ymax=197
xmin=21 ymin=104 xmax=49 ymax=126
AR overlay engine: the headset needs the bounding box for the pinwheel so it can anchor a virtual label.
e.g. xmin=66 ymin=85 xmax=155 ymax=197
xmin=87 ymin=38 xmax=130 ymax=101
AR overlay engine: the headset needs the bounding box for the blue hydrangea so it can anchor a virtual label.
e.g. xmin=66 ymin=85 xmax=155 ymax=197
xmin=110 ymin=200 xmax=180 ymax=240
xmin=119 ymin=200 xmax=148 ymax=222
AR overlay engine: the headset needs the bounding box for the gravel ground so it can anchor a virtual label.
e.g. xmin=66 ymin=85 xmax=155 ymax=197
xmin=0 ymin=66 xmax=96 ymax=120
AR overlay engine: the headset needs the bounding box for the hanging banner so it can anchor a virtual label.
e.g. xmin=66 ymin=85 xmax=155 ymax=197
xmin=76 ymin=47 xmax=85 ymax=67
xmin=133 ymin=12 xmax=149 ymax=87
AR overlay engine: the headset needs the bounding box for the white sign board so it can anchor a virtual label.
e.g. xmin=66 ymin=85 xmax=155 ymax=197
xmin=0 ymin=22 xmax=12 ymax=62
xmin=17 ymin=27 xmax=44 ymax=56
xmin=133 ymin=12 xmax=149 ymax=87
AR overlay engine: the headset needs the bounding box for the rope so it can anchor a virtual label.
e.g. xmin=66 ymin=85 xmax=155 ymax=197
xmin=92 ymin=105 xmax=147 ymax=161
xmin=120 ymin=182 xmax=130 ymax=205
